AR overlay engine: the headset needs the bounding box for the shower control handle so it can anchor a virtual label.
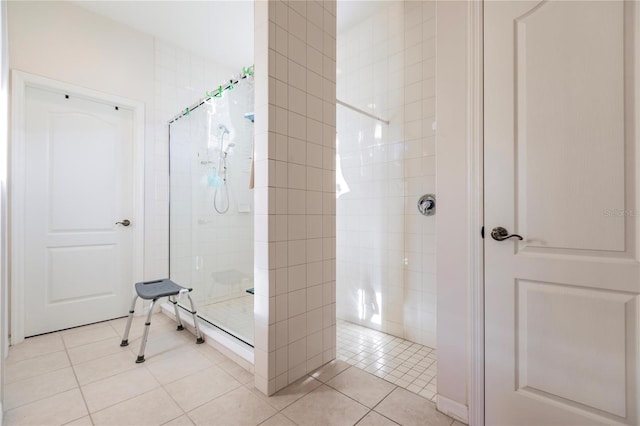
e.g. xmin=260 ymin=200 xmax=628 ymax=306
xmin=116 ymin=220 xmax=131 ymax=227
xmin=490 ymin=226 xmax=523 ymax=241
xmin=417 ymin=194 xmax=436 ymax=216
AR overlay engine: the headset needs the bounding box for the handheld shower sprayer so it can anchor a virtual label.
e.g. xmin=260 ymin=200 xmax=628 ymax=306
xmin=213 ymin=123 xmax=232 ymax=214
xmin=217 ymin=124 xmax=230 ymax=136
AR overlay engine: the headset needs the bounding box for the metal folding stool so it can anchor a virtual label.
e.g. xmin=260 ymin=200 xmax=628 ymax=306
xmin=120 ymin=279 xmax=204 ymax=363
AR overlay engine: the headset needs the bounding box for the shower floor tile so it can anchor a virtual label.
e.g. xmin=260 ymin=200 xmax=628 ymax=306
xmin=198 ymin=295 xmax=254 ymax=345
xmin=336 ymin=320 xmax=438 ymax=401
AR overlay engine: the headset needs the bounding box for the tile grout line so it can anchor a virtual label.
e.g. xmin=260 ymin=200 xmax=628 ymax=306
xmin=7 ymin=319 xmax=441 ymax=425
xmin=72 ymin=362 xmax=165 ymax=416
xmin=88 ymin=386 xmax=163 ymax=420
xmin=158 ymin=411 xmax=188 ymax=426
xmin=314 ymin=371 xmax=397 ymax=414
xmin=3 ymin=368 xmax=78 ymax=414
xmin=369 ymin=409 xmax=402 ymax=426
xmin=157 ymin=366 xmax=213 ymax=418
xmin=173 ymin=374 xmax=273 ymax=426
xmin=3 ymin=386 xmax=82 ymax=421
xmin=74 ymin=359 xmax=140 ymax=388
xmin=278 ymin=410 xmax=299 ymax=426
xmin=63 ymin=322 xmax=178 ymax=420
xmin=325 ymin=363 xmax=441 ymax=422
xmin=337 ymin=320 xmax=438 ymax=398
xmin=352 ymin=409 xmax=374 ymax=426
xmin=243 ymin=375 xmax=324 ymax=413
xmin=184 ymin=410 xmax=197 ymax=426
xmin=63 ymin=333 xmax=96 ymax=426
xmin=67 ymin=335 xmax=136 ymax=368
xmin=160 ymin=372 xmax=245 ymax=420
xmin=255 ymin=411 xmax=283 ymax=426
xmin=3 ymin=349 xmax=70 ymax=386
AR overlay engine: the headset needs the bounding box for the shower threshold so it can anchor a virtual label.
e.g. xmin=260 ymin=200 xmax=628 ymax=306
xmin=159 ymin=302 xmax=254 ymax=369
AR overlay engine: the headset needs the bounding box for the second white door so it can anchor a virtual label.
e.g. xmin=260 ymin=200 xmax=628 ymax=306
xmin=485 ymin=1 xmax=639 ymax=425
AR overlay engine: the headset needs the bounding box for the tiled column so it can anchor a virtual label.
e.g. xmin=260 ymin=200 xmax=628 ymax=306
xmin=254 ymin=0 xmax=337 ymax=395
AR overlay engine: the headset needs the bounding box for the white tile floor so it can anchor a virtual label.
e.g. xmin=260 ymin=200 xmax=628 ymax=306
xmin=4 ymin=314 xmax=457 ymax=426
xmin=337 ymin=320 xmax=438 ymax=401
xmin=193 ymin=299 xmax=438 ymax=400
xmin=196 ymin=298 xmax=438 ymax=400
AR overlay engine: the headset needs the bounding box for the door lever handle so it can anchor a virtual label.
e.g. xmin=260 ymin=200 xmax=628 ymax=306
xmin=491 ymin=226 xmax=523 ymax=241
xmin=115 ymin=220 xmax=131 ymax=227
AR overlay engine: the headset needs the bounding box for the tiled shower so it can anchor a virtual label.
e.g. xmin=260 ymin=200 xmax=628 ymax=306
xmin=336 ymin=1 xmax=437 ymax=348
xmin=161 ymin=0 xmax=439 ymax=388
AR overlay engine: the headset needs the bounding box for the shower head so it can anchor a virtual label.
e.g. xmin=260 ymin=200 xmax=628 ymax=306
xmin=217 ymin=124 xmax=230 ymax=136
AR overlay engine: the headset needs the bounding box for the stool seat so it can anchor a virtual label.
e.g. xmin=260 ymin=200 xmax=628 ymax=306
xmin=135 ymin=279 xmax=192 ymax=300
xmin=120 ymin=278 xmax=204 ymax=363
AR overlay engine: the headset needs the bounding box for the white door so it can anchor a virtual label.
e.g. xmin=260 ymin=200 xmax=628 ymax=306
xmin=485 ymin=1 xmax=639 ymax=425
xmin=23 ymin=85 xmax=134 ymax=336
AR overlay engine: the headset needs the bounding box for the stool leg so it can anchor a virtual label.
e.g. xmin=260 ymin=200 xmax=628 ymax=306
xmin=120 ymin=295 xmax=138 ymax=347
xmin=170 ymin=296 xmax=184 ymax=331
xmin=187 ymin=294 xmax=204 ymax=344
xmin=136 ymin=298 xmax=157 ymax=363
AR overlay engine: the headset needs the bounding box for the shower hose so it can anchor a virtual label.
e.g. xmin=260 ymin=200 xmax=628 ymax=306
xmin=214 ymin=152 xmax=230 ymax=214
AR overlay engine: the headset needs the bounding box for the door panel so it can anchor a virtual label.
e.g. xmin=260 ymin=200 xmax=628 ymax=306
xmin=49 ymin=112 xmax=118 ymax=232
xmin=516 ymin=280 xmax=631 ymax=418
xmin=516 ymin=0 xmax=625 ymax=253
xmin=23 ymin=85 xmax=134 ymax=336
xmin=48 ymin=245 xmax=117 ymax=302
xmin=485 ymin=1 xmax=639 ymax=424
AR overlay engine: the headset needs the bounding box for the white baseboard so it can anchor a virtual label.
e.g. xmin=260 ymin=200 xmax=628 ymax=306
xmin=437 ymin=394 xmax=469 ymax=424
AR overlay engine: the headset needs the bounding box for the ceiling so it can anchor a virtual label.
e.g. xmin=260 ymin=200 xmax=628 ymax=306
xmin=72 ymin=0 xmax=391 ymax=70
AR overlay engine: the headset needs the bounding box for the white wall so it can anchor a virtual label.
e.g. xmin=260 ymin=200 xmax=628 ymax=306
xmin=7 ymin=1 xmax=155 ymax=110
xmin=435 ymin=0 xmax=471 ymax=416
xmin=0 ymin=0 xmax=9 ymax=413
xmin=336 ymin=0 xmax=437 ymax=348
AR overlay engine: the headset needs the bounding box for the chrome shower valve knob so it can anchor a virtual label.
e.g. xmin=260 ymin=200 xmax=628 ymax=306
xmin=417 ymin=194 xmax=436 ymax=216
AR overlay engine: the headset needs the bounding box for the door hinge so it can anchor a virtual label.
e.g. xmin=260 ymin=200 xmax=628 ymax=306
xmin=481 ymin=226 xmax=485 ymax=239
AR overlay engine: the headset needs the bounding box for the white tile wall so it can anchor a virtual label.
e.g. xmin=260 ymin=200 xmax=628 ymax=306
xmin=336 ymin=1 xmax=437 ymax=348
xmin=254 ymin=0 xmax=337 ymax=396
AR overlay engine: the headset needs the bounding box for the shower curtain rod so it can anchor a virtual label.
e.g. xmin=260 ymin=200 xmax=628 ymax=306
xmin=336 ymin=99 xmax=390 ymax=125
xmin=168 ymin=69 xmax=390 ymax=126
xmin=168 ymin=65 xmax=254 ymax=125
